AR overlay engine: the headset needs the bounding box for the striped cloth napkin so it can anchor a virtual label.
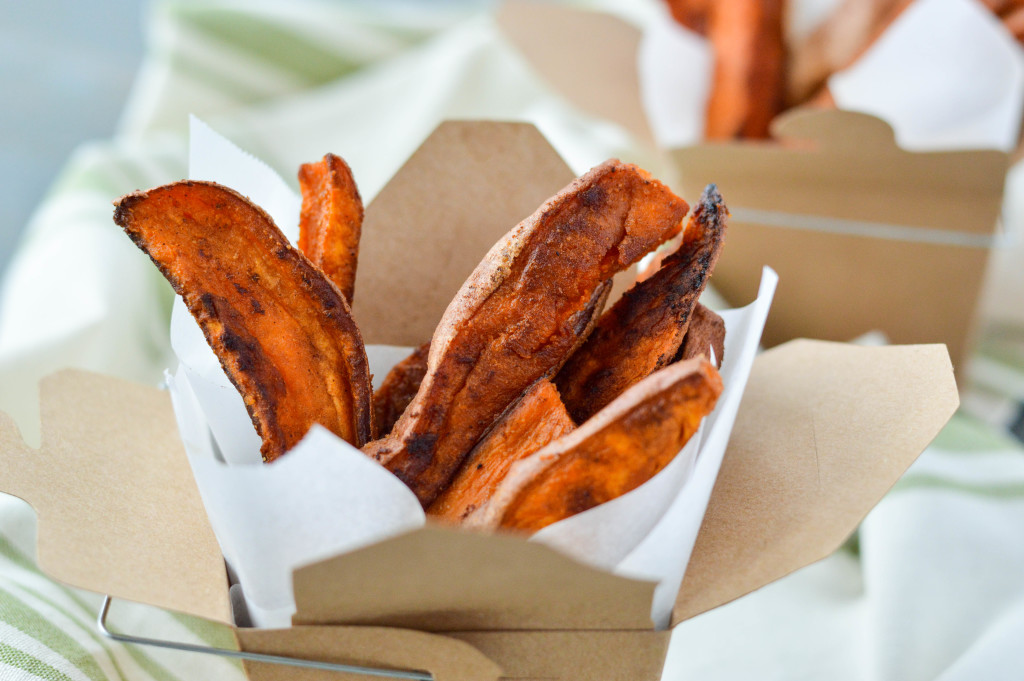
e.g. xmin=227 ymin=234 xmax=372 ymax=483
xmin=1 ymin=2 xmax=1023 ymax=680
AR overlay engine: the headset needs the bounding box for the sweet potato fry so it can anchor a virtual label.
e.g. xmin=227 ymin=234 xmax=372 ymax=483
xmin=373 ymin=342 xmax=430 ymax=439
xmin=298 ymin=153 xmax=363 ymax=304
xmin=664 ymin=0 xmax=711 ymax=35
xmin=677 ymin=303 xmax=725 ymax=368
xmin=365 ymin=160 xmax=689 ymax=506
xmin=1004 ymin=5 xmax=1024 ymax=41
xmin=465 ymin=356 xmax=722 ymax=533
xmin=555 ymin=184 xmax=727 ymax=425
xmin=787 ymin=0 xmax=910 ymax=106
xmin=701 ymin=0 xmax=786 ymax=139
xmin=114 ymin=181 xmax=373 ymax=461
xmin=427 ymin=379 xmax=575 ymax=523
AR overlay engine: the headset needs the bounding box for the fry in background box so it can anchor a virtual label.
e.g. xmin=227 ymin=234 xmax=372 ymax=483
xmin=0 ymin=120 xmax=959 ymax=681
xmin=496 ymin=1 xmax=1019 ymax=381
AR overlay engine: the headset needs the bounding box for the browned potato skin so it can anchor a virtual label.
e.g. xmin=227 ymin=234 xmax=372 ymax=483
xmin=114 ymin=181 xmax=373 ymax=461
xmin=298 ymin=153 xmax=363 ymax=304
xmin=365 ymin=160 xmax=689 ymax=507
xmin=555 ymin=184 xmax=727 ymax=425
xmin=466 ymin=357 xmax=722 ymax=533
xmin=427 ymin=379 xmax=575 ymax=523
xmin=701 ymin=0 xmax=787 ymax=139
xmin=677 ymin=303 xmax=725 ymax=368
xmin=373 ymin=342 xmax=430 ymax=439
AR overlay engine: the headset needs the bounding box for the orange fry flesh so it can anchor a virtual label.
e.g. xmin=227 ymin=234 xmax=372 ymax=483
xmin=555 ymin=184 xmax=727 ymax=425
xmin=701 ymin=0 xmax=786 ymax=139
xmin=467 ymin=356 xmax=723 ymax=533
xmin=664 ymin=0 xmax=711 ymax=35
xmin=372 ymin=342 xmax=430 ymax=439
xmin=365 ymin=160 xmax=689 ymax=507
xmin=298 ymin=153 xmax=363 ymax=304
xmin=114 ymin=180 xmax=373 ymax=461
xmin=427 ymin=379 xmax=575 ymax=523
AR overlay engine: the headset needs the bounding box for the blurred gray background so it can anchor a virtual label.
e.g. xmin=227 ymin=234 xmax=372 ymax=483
xmin=0 ymin=0 xmax=147 ymax=280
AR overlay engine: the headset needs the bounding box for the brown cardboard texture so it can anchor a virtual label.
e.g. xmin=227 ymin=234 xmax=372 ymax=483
xmin=290 ymin=525 xmax=656 ymax=631
xmin=351 ymin=119 xmax=575 ymax=347
xmin=0 ymin=369 xmax=230 ymax=624
xmin=671 ymin=108 xmax=1008 ymax=378
xmin=0 ymin=341 xmax=956 ymax=680
xmin=0 ymin=121 xmax=959 ymax=680
xmin=495 ymin=2 xmax=1010 ymax=379
xmin=674 ymin=339 xmax=958 ymax=624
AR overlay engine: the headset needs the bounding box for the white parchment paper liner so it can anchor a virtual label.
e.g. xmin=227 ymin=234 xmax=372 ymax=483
xmin=166 ymin=119 xmax=776 ymax=629
xmin=639 ymin=0 xmax=1024 ymax=151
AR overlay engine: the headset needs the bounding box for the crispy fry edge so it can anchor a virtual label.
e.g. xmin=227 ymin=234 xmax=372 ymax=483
xmin=114 ymin=180 xmax=374 ymax=460
xmin=467 ymin=356 xmax=722 ymax=532
xmin=555 ymin=183 xmax=727 ymax=423
xmin=298 ymin=153 xmax=364 ymax=304
xmin=367 ymin=160 xmax=688 ymax=507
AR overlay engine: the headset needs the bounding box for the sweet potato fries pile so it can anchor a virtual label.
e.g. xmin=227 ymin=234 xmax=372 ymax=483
xmin=114 ymin=157 xmax=727 ymax=532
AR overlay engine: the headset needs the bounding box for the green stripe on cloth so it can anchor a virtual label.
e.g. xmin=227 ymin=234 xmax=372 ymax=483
xmin=931 ymin=413 xmax=1024 ymax=453
xmin=55 ymin=589 xmax=186 ymax=681
xmin=168 ymin=613 xmax=238 ymax=654
xmin=0 ymin=587 xmax=108 ymax=681
xmin=0 ymin=642 xmax=78 ymax=681
xmin=14 ymin=585 xmax=129 ymax=681
xmin=51 ymin=148 xmax=185 ymax=200
xmin=159 ymin=48 xmax=272 ymax=106
xmin=103 ymin=638 xmax=182 ymax=681
xmin=0 ymin=533 xmax=36 ymax=574
xmin=0 ymin=532 xmax=194 ymax=681
xmin=894 ymin=474 xmax=1024 ymax=499
xmin=172 ymin=8 xmax=366 ymax=86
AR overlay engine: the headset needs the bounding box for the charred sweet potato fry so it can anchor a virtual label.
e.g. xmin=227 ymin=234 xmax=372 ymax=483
xmin=555 ymin=184 xmax=727 ymax=425
xmin=373 ymin=342 xmax=430 ymax=439
xmin=695 ymin=0 xmax=787 ymax=139
xmin=365 ymin=160 xmax=689 ymax=507
xmin=114 ymin=181 xmax=373 ymax=461
xmin=466 ymin=356 xmax=722 ymax=533
xmin=298 ymin=153 xmax=363 ymax=304
xmin=428 ymin=379 xmax=575 ymax=523
xmin=677 ymin=303 xmax=725 ymax=368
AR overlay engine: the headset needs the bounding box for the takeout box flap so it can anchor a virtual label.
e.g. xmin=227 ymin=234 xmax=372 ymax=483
xmin=671 ymin=107 xmax=1008 ymax=235
xmin=0 ymin=340 xmax=958 ymax=636
xmin=0 ymin=369 xmax=231 ymax=624
xmin=352 ymin=119 xmax=575 ymax=346
xmin=669 ymin=107 xmax=1009 ymax=373
xmin=672 ymin=339 xmax=958 ymax=625
xmin=235 ymin=624 xmax=504 ymax=681
xmin=290 ymin=523 xmax=657 ymax=632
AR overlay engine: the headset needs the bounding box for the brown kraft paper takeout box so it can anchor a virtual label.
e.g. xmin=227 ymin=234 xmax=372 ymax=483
xmin=497 ymin=0 xmax=1011 ymax=382
xmin=0 ymin=120 xmax=959 ymax=680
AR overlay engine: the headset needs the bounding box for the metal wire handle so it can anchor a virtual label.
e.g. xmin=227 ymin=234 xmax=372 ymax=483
xmin=97 ymin=596 xmax=433 ymax=680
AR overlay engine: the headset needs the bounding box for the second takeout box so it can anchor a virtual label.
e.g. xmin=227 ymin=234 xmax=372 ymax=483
xmin=0 ymin=121 xmax=958 ymax=680
xmin=497 ymin=0 xmax=1012 ymax=381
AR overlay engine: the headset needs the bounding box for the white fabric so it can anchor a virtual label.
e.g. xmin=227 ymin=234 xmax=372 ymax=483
xmin=665 ymin=445 xmax=1024 ymax=680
